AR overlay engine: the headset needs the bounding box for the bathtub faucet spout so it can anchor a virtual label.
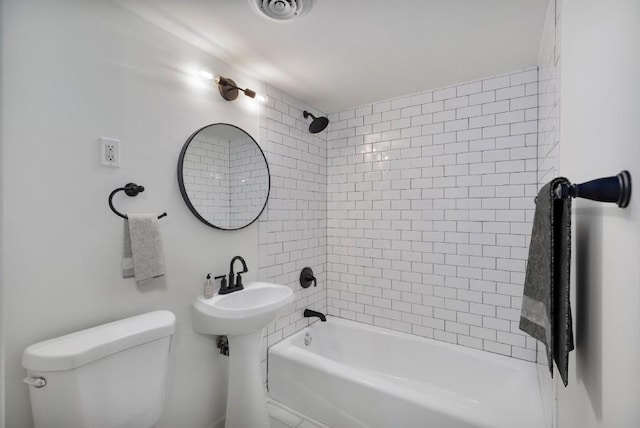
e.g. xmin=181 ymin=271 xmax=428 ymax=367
xmin=303 ymin=309 xmax=326 ymax=322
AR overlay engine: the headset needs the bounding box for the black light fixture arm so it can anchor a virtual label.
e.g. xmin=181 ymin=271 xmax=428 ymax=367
xmin=108 ymin=183 xmax=167 ymax=219
xmin=215 ymin=76 xmax=256 ymax=100
xmin=555 ymin=170 xmax=632 ymax=208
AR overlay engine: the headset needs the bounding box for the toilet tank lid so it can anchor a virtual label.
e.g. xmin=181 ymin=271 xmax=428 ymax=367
xmin=22 ymin=310 xmax=176 ymax=372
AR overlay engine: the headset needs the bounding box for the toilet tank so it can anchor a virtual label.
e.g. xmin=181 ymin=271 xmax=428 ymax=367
xmin=22 ymin=310 xmax=176 ymax=428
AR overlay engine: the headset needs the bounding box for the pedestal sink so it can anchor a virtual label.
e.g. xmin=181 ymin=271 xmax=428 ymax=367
xmin=192 ymin=282 xmax=294 ymax=428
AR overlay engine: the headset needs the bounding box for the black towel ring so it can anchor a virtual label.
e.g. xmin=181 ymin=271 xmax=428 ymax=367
xmin=108 ymin=183 xmax=167 ymax=220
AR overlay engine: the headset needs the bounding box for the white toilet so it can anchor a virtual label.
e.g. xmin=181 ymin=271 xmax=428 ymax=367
xmin=22 ymin=310 xmax=176 ymax=428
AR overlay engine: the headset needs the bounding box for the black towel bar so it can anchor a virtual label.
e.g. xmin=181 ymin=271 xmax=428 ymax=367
xmin=554 ymin=170 xmax=631 ymax=208
xmin=109 ymin=183 xmax=168 ymax=219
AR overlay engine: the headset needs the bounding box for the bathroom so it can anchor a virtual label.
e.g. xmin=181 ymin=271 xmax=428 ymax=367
xmin=1 ymin=0 xmax=639 ymax=427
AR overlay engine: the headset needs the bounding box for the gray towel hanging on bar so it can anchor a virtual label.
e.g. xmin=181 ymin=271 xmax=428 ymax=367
xmin=519 ymin=177 xmax=574 ymax=386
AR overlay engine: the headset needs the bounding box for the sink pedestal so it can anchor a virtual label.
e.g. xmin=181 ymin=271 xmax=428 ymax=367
xmin=225 ymin=330 xmax=269 ymax=428
xmin=191 ymin=282 xmax=294 ymax=428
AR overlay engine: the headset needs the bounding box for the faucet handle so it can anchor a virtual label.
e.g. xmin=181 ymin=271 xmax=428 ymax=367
xmin=300 ymin=267 xmax=316 ymax=288
xmin=214 ymin=275 xmax=227 ymax=294
xmin=235 ymin=272 xmax=245 ymax=289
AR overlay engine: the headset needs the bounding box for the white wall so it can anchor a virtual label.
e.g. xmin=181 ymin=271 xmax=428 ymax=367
xmin=536 ymin=1 xmax=561 ymax=426
xmin=537 ymin=0 xmax=561 ymax=188
xmin=557 ymin=0 xmax=640 ymax=427
xmin=1 ymin=1 xmax=267 ymax=426
xmin=0 ymin=0 xmax=4 ymax=425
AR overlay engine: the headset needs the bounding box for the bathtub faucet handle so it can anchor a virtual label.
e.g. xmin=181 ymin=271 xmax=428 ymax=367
xmin=300 ymin=267 xmax=317 ymax=288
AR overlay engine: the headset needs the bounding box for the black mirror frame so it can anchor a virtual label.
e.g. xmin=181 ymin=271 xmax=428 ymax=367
xmin=177 ymin=123 xmax=271 ymax=230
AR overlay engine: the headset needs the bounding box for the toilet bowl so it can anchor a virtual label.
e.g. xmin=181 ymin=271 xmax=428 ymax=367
xmin=22 ymin=310 xmax=176 ymax=428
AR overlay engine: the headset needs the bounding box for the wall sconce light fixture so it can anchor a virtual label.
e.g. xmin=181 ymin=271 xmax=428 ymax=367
xmin=197 ymin=69 xmax=267 ymax=104
xmin=215 ymin=75 xmax=257 ymax=101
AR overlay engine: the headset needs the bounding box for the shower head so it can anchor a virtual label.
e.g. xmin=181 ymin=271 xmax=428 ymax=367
xmin=303 ymin=110 xmax=329 ymax=134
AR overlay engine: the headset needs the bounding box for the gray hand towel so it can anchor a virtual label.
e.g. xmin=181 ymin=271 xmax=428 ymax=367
xmin=519 ymin=178 xmax=574 ymax=386
xmin=122 ymin=214 xmax=165 ymax=283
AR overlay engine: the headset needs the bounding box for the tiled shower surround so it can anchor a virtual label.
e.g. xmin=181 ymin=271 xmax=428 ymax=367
xmin=182 ymin=134 xmax=231 ymax=226
xmin=260 ymin=68 xmax=541 ymax=363
xmin=229 ymin=137 xmax=270 ymax=229
xmin=258 ymin=85 xmax=328 ymax=354
xmin=326 ymin=68 xmax=540 ymax=361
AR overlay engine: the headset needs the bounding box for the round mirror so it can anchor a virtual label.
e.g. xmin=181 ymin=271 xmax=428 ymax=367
xmin=177 ymin=123 xmax=270 ymax=230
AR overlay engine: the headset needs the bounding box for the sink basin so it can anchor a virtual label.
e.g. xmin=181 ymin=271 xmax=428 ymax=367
xmin=192 ymin=281 xmax=294 ymax=336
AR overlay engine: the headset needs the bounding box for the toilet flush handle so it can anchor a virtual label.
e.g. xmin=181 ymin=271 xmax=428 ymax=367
xmin=23 ymin=376 xmax=46 ymax=388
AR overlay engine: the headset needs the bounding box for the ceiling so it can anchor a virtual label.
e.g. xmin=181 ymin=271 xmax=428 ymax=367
xmin=115 ymin=0 xmax=549 ymax=113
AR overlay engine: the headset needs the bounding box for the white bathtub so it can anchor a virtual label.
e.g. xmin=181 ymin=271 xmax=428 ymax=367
xmin=268 ymin=317 xmax=545 ymax=428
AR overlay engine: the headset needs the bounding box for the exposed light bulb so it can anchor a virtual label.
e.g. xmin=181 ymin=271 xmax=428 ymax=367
xmin=198 ymin=69 xmax=214 ymax=80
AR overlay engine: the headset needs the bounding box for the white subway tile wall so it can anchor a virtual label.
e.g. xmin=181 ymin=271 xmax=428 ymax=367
xmin=182 ymin=133 xmax=268 ymax=229
xmin=182 ymin=134 xmax=231 ymax=226
xmin=229 ymin=137 xmax=270 ymax=229
xmin=325 ymin=68 xmax=539 ymax=361
xmin=258 ymin=85 xmax=328 ymax=379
